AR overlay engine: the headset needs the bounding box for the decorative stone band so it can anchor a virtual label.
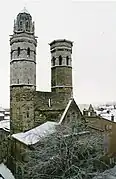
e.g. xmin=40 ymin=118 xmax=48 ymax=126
xmin=51 ymin=85 xmax=72 ymax=88
xmin=10 ymin=84 xmax=36 ymax=87
xmin=51 ymin=65 xmax=72 ymax=68
xmin=11 ymin=48 xmax=36 ymax=54
xmin=10 ymin=58 xmax=36 ymax=64
xmin=51 ymin=47 xmax=72 ymax=52
xmin=10 ymin=36 xmax=37 ymax=46
xmin=14 ymin=30 xmax=34 ymax=35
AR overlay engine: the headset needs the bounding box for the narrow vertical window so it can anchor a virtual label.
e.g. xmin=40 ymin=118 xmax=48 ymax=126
xmin=52 ymin=57 xmax=55 ymax=66
xmin=66 ymin=56 xmax=69 ymax=65
xmin=11 ymin=51 xmax=13 ymax=59
xmin=26 ymin=21 xmax=29 ymax=30
xmin=20 ymin=21 xmax=23 ymax=30
xmin=28 ymin=79 xmax=29 ymax=84
xmin=27 ymin=47 xmax=30 ymax=56
xmin=27 ymin=111 xmax=29 ymax=118
xmin=59 ymin=55 xmax=62 ymax=65
xmin=48 ymin=98 xmax=51 ymax=107
xmin=18 ymin=47 xmax=20 ymax=56
xmin=27 ymin=107 xmax=29 ymax=118
xmin=17 ymin=79 xmax=19 ymax=84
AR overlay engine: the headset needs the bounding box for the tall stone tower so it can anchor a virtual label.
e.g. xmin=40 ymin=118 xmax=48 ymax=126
xmin=10 ymin=8 xmax=37 ymax=133
xmin=49 ymin=39 xmax=73 ymax=95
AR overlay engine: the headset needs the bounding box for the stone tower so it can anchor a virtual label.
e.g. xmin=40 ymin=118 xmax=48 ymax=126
xmin=10 ymin=8 xmax=37 ymax=133
xmin=49 ymin=39 xmax=73 ymax=95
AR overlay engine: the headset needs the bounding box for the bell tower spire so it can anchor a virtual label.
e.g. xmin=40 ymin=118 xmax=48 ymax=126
xmin=10 ymin=9 xmax=37 ymax=133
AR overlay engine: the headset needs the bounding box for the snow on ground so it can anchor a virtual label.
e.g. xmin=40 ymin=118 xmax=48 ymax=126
xmin=0 ymin=163 xmax=15 ymax=179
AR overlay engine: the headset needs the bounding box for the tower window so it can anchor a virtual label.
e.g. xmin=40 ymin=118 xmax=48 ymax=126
xmin=27 ymin=47 xmax=30 ymax=56
xmin=11 ymin=51 xmax=13 ymax=59
xmin=27 ymin=111 xmax=29 ymax=118
xmin=52 ymin=57 xmax=55 ymax=66
xmin=27 ymin=107 xmax=29 ymax=118
xmin=66 ymin=56 xmax=69 ymax=65
xmin=26 ymin=21 xmax=29 ymax=30
xmin=17 ymin=79 xmax=19 ymax=84
xmin=59 ymin=55 xmax=62 ymax=65
xmin=20 ymin=21 xmax=23 ymax=30
xmin=28 ymin=79 xmax=29 ymax=84
xmin=18 ymin=47 xmax=20 ymax=56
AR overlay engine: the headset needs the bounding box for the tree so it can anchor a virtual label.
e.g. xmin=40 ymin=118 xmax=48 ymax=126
xmin=23 ymin=122 xmax=107 ymax=179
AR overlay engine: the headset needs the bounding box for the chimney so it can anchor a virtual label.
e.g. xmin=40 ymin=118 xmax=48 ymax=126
xmin=111 ymin=114 xmax=114 ymax=122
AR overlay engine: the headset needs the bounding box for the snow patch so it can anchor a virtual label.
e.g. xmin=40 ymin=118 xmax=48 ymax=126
xmin=12 ymin=121 xmax=58 ymax=145
xmin=0 ymin=163 xmax=15 ymax=179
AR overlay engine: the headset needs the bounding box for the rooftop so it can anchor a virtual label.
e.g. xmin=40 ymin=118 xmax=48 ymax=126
xmin=12 ymin=121 xmax=58 ymax=145
xmin=0 ymin=120 xmax=10 ymax=131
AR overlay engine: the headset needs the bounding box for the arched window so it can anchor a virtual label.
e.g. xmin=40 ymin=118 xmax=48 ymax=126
xmin=52 ymin=57 xmax=55 ymax=66
xmin=27 ymin=47 xmax=30 ymax=56
xmin=59 ymin=55 xmax=62 ymax=65
xmin=26 ymin=21 xmax=29 ymax=30
xmin=20 ymin=21 xmax=23 ymax=30
xmin=27 ymin=111 xmax=29 ymax=118
xmin=18 ymin=47 xmax=20 ymax=56
xmin=27 ymin=107 xmax=29 ymax=118
xmin=66 ymin=56 xmax=69 ymax=65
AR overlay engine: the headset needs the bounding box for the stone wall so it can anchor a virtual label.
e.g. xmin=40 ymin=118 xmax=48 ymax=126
xmin=0 ymin=129 xmax=9 ymax=163
xmin=10 ymin=86 xmax=35 ymax=133
xmin=34 ymin=91 xmax=71 ymax=126
xmin=51 ymin=66 xmax=72 ymax=93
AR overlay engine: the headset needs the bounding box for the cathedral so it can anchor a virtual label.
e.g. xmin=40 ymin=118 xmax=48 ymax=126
xmin=1 ymin=7 xmax=116 ymax=179
xmin=10 ymin=8 xmax=82 ymax=135
xmin=1 ymin=8 xmax=84 ymax=178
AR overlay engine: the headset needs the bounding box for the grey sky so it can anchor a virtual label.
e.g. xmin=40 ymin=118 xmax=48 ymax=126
xmin=0 ymin=0 xmax=116 ymax=108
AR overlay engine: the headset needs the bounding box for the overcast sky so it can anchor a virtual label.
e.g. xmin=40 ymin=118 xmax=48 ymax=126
xmin=1 ymin=0 xmax=116 ymax=108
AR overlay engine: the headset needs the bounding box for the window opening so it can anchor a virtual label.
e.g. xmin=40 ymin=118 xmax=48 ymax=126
xmin=66 ymin=56 xmax=69 ymax=65
xmin=59 ymin=55 xmax=62 ymax=65
xmin=52 ymin=57 xmax=55 ymax=66
xmin=27 ymin=47 xmax=30 ymax=56
xmin=18 ymin=47 xmax=20 ymax=56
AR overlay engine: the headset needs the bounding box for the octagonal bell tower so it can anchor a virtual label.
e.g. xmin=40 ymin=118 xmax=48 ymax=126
xmin=49 ymin=39 xmax=73 ymax=95
xmin=10 ymin=8 xmax=37 ymax=133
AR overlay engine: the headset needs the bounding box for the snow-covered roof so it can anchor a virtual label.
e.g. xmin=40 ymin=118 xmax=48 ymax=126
xmin=4 ymin=116 xmax=10 ymax=120
xmin=92 ymin=165 xmax=116 ymax=179
xmin=0 ymin=120 xmax=10 ymax=131
xmin=95 ymin=104 xmax=116 ymax=122
xmin=0 ymin=113 xmax=4 ymax=117
xmin=4 ymin=111 xmax=10 ymax=115
xmin=95 ymin=105 xmax=116 ymax=122
xmin=0 ymin=163 xmax=15 ymax=179
xmin=12 ymin=121 xmax=58 ymax=145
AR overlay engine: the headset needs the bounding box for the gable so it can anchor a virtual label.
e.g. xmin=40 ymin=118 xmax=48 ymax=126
xmin=59 ymin=98 xmax=83 ymax=125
